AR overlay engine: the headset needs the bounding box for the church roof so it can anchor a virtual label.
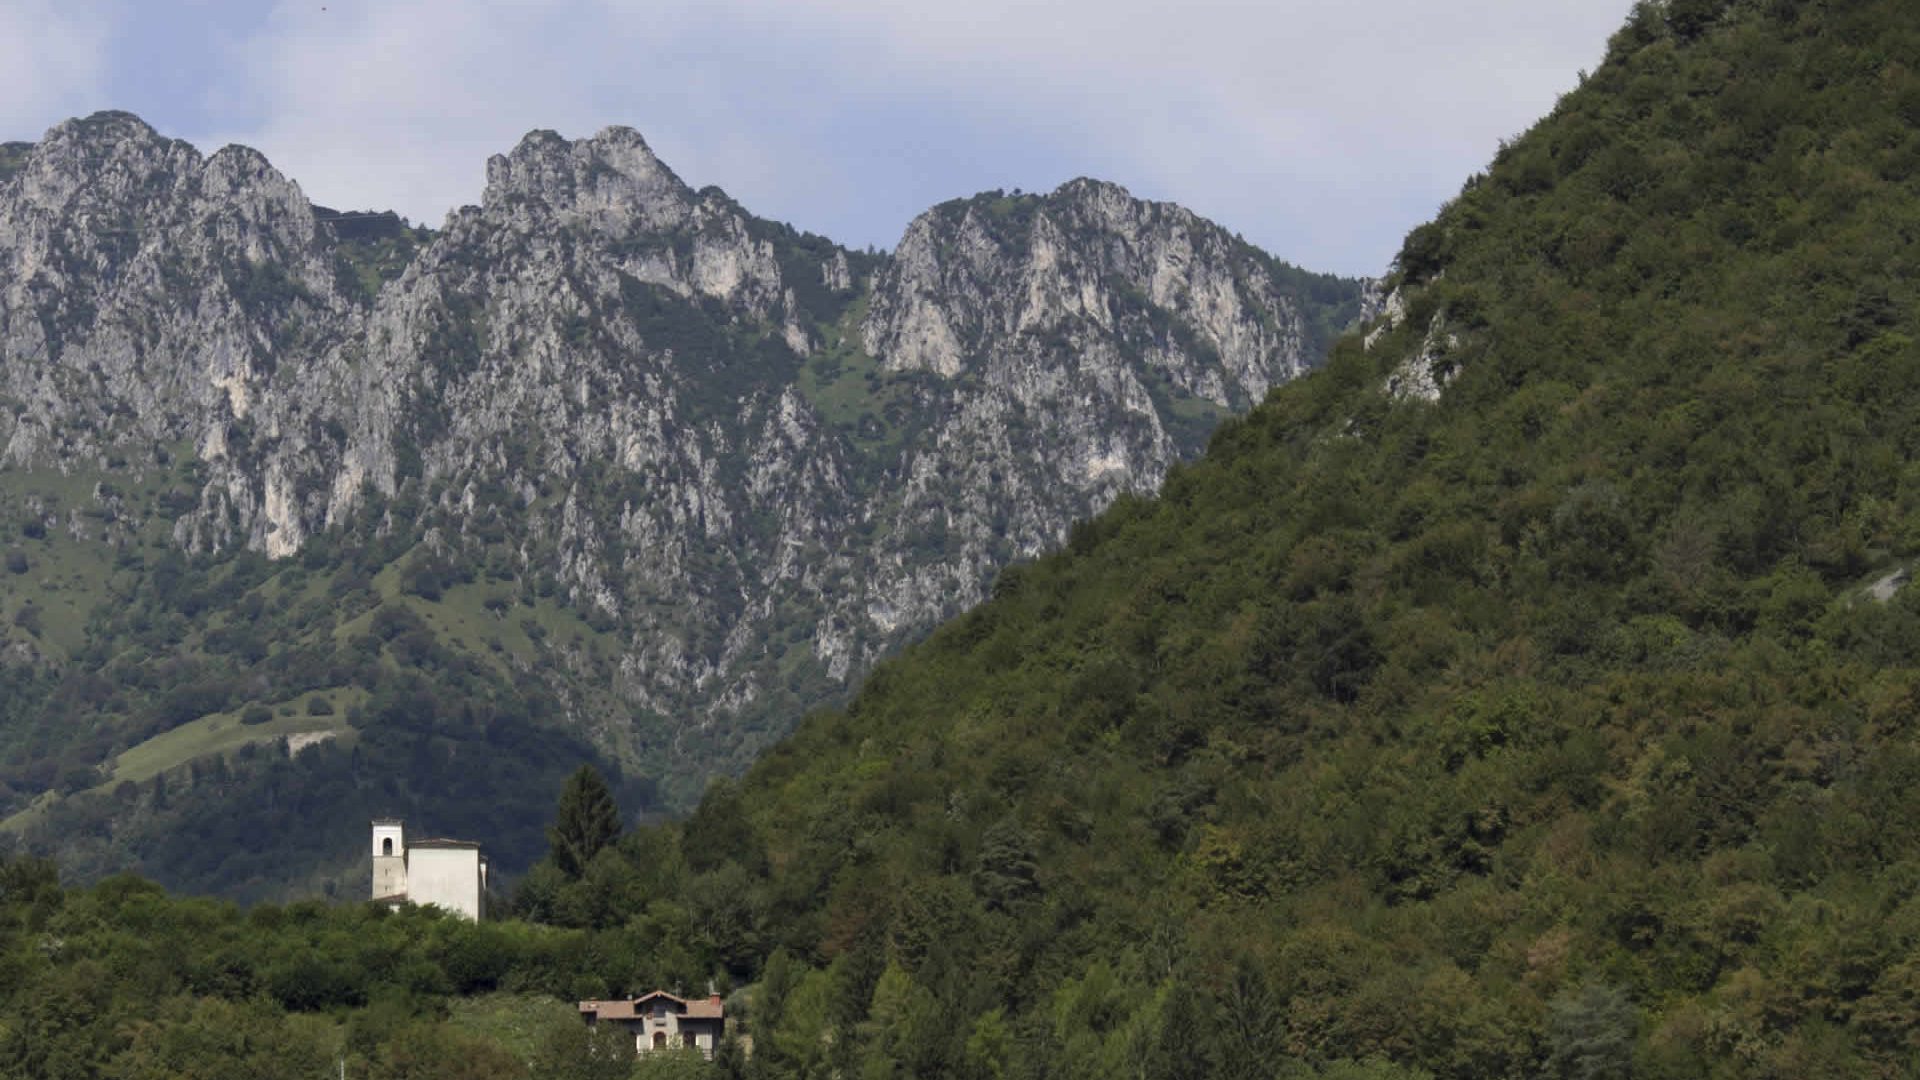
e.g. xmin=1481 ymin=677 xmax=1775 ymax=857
xmin=409 ymin=838 xmax=481 ymax=849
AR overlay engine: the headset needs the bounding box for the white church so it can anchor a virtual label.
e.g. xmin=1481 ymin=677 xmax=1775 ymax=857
xmin=371 ymin=819 xmax=490 ymax=920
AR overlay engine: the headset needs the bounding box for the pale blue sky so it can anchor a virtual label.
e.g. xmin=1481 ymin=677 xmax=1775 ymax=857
xmin=0 ymin=0 xmax=1636 ymax=277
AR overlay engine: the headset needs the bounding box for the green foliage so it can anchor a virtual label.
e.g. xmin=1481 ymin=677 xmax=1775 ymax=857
xmin=0 ymin=863 xmax=531 ymax=1077
xmin=528 ymin=1015 xmax=636 ymax=1080
xmin=0 ymin=142 xmax=30 ymax=185
xmin=0 ymin=478 xmax=649 ymax=901
xmin=548 ymin=766 xmax=624 ymax=879
xmin=630 ymin=1046 xmax=717 ymax=1080
xmin=1218 ymin=958 xmax=1286 ymax=1080
xmin=1545 ymin=984 xmax=1636 ymax=1080
xmin=320 ymin=206 xmax=437 ymax=302
xmin=971 ymin=818 xmax=1040 ymax=912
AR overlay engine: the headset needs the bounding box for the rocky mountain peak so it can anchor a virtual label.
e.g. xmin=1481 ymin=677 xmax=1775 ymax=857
xmin=2 ymin=113 xmax=322 ymax=272
xmin=483 ymin=125 xmax=692 ymax=233
xmin=8 ymin=111 xmax=200 ymax=217
xmin=862 ymin=179 xmax=1336 ymax=407
xmin=42 ymin=109 xmax=166 ymax=150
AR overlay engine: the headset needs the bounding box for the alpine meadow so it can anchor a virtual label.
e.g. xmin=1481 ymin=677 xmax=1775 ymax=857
xmin=9 ymin=0 xmax=1920 ymax=1077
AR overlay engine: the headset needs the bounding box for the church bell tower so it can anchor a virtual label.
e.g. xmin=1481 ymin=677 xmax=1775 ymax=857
xmin=372 ymin=818 xmax=407 ymax=901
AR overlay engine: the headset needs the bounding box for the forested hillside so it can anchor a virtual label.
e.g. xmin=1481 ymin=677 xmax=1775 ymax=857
xmin=573 ymin=0 xmax=1920 ymax=1075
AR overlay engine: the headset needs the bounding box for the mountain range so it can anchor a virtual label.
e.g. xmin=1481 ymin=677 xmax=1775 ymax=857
xmin=0 ymin=111 xmax=1363 ymax=896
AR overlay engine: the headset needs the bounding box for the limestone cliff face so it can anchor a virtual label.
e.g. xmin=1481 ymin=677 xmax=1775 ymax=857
xmin=867 ymin=179 xmax=1314 ymax=403
xmin=0 ymin=114 xmax=1366 ymax=790
xmin=0 ymin=112 xmax=363 ymax=558
xmin=854 ymin=181 xmax=1344 ymax=644
xmin=344 ymin=127 xmax=861 ymax=731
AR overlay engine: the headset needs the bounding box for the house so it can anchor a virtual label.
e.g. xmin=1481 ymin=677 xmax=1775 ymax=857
xmin=579 ymin=991 xmax=726 ymax=1057
xmin=370 ymin=819 xmax=489 ymax=921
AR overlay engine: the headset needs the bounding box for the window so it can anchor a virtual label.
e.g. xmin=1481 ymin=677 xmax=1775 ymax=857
xmin=381 ymin=838 xmax=394 ymax=856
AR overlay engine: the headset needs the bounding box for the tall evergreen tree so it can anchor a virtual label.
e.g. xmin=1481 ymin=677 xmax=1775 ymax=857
xmin=972 ymin=819 xmax=1040 ymax=912
xmin=548 ymin=765 xmax=622 ymax=879
xmin=1218 ymin=959 xmax=1285 ymax=1080
xmin=1149 ymin=986 xmax=1218 ymax=1080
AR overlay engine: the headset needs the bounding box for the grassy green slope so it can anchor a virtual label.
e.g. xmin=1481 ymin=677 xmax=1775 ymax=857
xmin=629 ymin=2 xmax=1920 ymax=1076
xmin=0 ymin=477 xmax=645 ymax=902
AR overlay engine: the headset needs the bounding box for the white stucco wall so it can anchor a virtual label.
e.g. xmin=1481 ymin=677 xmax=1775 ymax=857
xmin=631 ymin=1012 xmax=721 ymax=1057
xmin=407 ymin=847 xmax=483 ymax=920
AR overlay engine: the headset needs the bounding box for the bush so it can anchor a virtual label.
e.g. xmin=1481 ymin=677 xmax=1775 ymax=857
xmin=5 ymin=552 xmax=25 ymax=575
xmin=306 ymin=696 xmax=335 ymax=717
xmin=240 ymin=705 xmax=273 ymax=726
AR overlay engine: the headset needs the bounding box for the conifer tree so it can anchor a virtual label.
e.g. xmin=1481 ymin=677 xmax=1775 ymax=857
xmin=1218 ymin=959 xmax=1285 ymax=1080
xmin=1149 ymin=986 xmax=1217 ymax=1080
xmin=972 ymin=818 xmax=1040 ymax=911
xmin=548 ymin=765 xmax=622 ymax=878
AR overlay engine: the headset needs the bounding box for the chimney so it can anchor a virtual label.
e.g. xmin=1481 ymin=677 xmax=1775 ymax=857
xmin=710 ymin=994 xmax=722 ymax=1005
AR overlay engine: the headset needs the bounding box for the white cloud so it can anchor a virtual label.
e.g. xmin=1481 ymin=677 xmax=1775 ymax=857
xmin=196 ymin=1 xmax=588 ymax=221
xmin=0 ymin=1 xmax=113 ymax=138
xmin=183 ymin=0 xmax=1634 ymax=275
xmin=702 ymin=0 xmax=1634 ymax=272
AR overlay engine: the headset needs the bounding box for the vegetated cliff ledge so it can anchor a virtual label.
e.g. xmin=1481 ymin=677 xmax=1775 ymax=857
xmin=0 ymin=110 xmax=1363 ymax=895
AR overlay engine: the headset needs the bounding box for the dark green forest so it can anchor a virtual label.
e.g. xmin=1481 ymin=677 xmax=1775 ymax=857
xmin=14 ymin=0 xmax=1920 ymax=1076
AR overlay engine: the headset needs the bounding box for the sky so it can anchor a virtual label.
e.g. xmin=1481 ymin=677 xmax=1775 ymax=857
xmin=0 ymin=0 xmax=1637 ymax=278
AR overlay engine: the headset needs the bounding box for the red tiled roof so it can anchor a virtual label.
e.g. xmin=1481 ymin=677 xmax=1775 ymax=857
xmin=579 ymin=991 xmax=724 ymax=1021
xmin=579 ymin=1000 xmax=641 ymax=1020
